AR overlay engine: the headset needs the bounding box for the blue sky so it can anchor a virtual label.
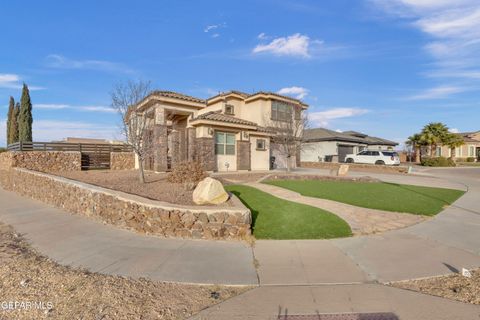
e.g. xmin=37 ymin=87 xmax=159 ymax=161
xmin=1 ymin=0 xmax=479 ymax=147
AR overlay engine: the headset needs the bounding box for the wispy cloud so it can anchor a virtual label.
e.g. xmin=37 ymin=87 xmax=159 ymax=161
xmin=0 ymin=73 xmax=45 ymax=91
xmin=45 ymin=54 xmax=134 ymax=74
xmin=204 ymin=23 xmax=226 ymax=38
xmin=371 ymin=0 xmax=480 ymax=82
xmin=309 ymin=107 xmax=369 ymax=127
xmin=407 ymin=85 xmax=467 ymax=100
xmin=277 ymin=86 xmax=309 ymax=99
xmin=34 ymin=103 xmax=115 ymax=113
xmin=253 ymin=33 xmax=313 ymax=58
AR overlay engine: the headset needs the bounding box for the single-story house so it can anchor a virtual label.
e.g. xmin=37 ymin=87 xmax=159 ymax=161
xmin=301 ymin=128 xmax=398 ymax=163
xmin=434 ymin=131 xmax=480 ymax=160
xmin=129 ymin=90 xmax=308 ymax=172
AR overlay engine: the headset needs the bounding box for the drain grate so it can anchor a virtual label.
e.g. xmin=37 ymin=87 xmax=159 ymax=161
xmin=277 ymin=312 xmax=399 ymax=320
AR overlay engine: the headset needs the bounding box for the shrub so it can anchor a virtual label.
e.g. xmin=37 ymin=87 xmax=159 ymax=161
xmin=167 ymin=161 xmax=208 ymax=189
xmin=466 ymin=157 xmax=476 ymax=162
xmin=0 ymin=147 xmax=6 ymax=153
xmin=421 ymin=156 xmax=456 ymax=167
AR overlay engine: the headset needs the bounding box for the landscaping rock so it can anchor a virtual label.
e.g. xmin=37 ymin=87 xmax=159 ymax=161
xmin=337 ymin=164 xmax=349 ymax=176
xmin=192 ymin=177 xmax=229 ymax=205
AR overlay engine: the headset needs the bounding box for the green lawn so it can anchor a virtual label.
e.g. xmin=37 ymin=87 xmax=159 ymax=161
xmin=264 ymin=180 xmax=465 ymax=216
xmin=225 ymin=185 xmax=352 ymax=240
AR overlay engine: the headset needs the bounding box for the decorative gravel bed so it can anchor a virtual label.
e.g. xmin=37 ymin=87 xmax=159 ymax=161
xmin=0 ymin=222 xmax=250 ymax=319
xmin=57 ymin=170 xmax=204 ymax=206
xmin=390 ymin=269 xmax=480 ymax=305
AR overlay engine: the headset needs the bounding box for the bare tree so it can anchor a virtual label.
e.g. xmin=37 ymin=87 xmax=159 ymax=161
xmin=266 ymin=104 xmax=309 ymax=172
xmin=111 ymin=80 xmax=152 ymax=183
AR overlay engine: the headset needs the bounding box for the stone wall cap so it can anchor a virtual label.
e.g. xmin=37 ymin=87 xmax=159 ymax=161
xmin=14 ymin=168 xmax=250 ymax=215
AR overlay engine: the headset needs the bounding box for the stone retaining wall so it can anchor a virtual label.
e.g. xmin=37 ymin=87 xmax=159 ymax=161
xmin=0 ymin=151 xmax=81 ymax=172
xmin=1 ymin=168 xmax=251 ymax=240
xmin=110 ymin=152 xmax=135 ymax=170
xmin=300 ymin=161 xmax=409 ymax=174
xmin=0 ymin=152 xmax=13 ymax=170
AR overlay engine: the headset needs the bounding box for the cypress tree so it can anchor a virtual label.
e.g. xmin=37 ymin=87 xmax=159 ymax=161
xmin=10 ymin=103 xmax=20 ymax=144
xmin=18 ymin=83 xmax=33 ymax=142
xmin=6 ymin=97 xmax=14 ymax=145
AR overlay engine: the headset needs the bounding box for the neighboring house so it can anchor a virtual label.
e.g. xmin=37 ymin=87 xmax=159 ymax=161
xmin=130 ymin=90 xmax=308 ymax=172
xmin=434 ymin=131 xmax=480 ymax=160
xmin=57 ymin=137 xmax=125 ymax=145
xmin=301 ymin=128 xmax=398 ymax=163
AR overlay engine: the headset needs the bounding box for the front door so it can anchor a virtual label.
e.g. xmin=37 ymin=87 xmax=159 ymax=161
xmin=215 ymin=132 xmax=237 ymax=171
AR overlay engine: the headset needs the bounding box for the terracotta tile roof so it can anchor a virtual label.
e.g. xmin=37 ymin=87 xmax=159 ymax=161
xmin=206 ymin=90 xmax=307 ymax=106
xmin=207 ymin=90 xmax=250 ymax=101
xmin=148 ymin=90 xmax=205 ymax=103
xmin=248 ymin=91 xmax=307 ymax=106
xmin=458 ymin=131 xmax=480 ymax=143
xmin=193 ymin=111 xmax=257 ymax=126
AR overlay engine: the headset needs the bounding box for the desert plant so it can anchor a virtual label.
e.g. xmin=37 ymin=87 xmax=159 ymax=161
xmin=167 ymin=161 xmax=208 ymax=189
xmin=421 ymin=156 xmax=456 ymax=167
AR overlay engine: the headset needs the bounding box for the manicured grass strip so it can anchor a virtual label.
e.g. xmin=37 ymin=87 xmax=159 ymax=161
xmin=225 ymin=185 xmax=352 ymax=240
xmin=264 ymin=180 xmax=465 ymax=216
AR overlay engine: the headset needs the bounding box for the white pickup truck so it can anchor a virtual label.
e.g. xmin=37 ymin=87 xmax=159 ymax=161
xmin=344 ymin=150 xmax=400 ymax=166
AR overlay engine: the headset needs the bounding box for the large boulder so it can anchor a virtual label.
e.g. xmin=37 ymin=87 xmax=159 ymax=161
xmin=193 ymin=177 xmax=229 ymax=205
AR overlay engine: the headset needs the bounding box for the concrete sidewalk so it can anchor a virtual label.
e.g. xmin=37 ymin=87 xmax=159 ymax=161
xmin=0 ymin=188 xmax=258 ymax=285
xmin=190 ymin=284 xmax=480 ymax=320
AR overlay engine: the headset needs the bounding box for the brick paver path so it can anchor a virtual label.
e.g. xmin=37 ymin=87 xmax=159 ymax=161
xmin=245 ymin=182 xmax=426 ymax=235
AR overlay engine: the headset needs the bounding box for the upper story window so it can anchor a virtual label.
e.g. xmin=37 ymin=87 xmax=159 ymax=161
xmin=271 ymin=101 xmax=293 ymax=122
xmin=225 ymin=104 xmax=234 ymax=115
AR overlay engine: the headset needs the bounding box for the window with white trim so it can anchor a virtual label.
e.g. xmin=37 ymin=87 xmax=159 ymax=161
xmin=215 ymin=132 xmax=236 ymax=155
xmin=435 ymin=146 xmax=442 ymax=157
xmin=271 ymin=101 xmax=292 ymax=122
xmin=256 ymin=139 xmax=266 ymax=150
xmin=469 ymin=145 xmax=475 ymax=157
xmin=225 ymin=104 xmax=234 ymax=115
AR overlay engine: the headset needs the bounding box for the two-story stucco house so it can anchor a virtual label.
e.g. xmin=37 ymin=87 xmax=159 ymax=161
xmin=130 ymin=90 xmax=308 ymax=172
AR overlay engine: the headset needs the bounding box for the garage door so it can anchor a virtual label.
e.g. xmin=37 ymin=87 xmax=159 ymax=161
xmin=338 ymin=145 xmax=354 ymax=163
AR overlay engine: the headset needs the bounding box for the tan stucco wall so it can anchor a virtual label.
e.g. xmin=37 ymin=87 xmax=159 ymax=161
xmin=250 ymin=136 xmax=270 ymax=171
xmin=438 ymin=144 xmax=478 ymax=158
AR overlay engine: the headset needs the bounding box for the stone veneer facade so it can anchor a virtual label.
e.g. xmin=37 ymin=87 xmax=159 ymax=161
xmin=110 ymin=152 xmax=135 ymax=170
xmin=0 ymin=168 xmax=251 ymax=240
xmin=0 ymin=151 xmax=81 ymax=172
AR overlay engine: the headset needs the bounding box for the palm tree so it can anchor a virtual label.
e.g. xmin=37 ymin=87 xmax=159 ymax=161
xmin=421 ymin=122 xmax=450 ymax=156
xmin=406 ymin=133 xmax=423 ymax=163
xmin=444 ymin=133 xmax=464 ymax=160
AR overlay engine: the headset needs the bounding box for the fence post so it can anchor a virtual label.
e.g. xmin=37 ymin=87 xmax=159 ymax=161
xmin=19 ymin=141 xmax=23 ymax=151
